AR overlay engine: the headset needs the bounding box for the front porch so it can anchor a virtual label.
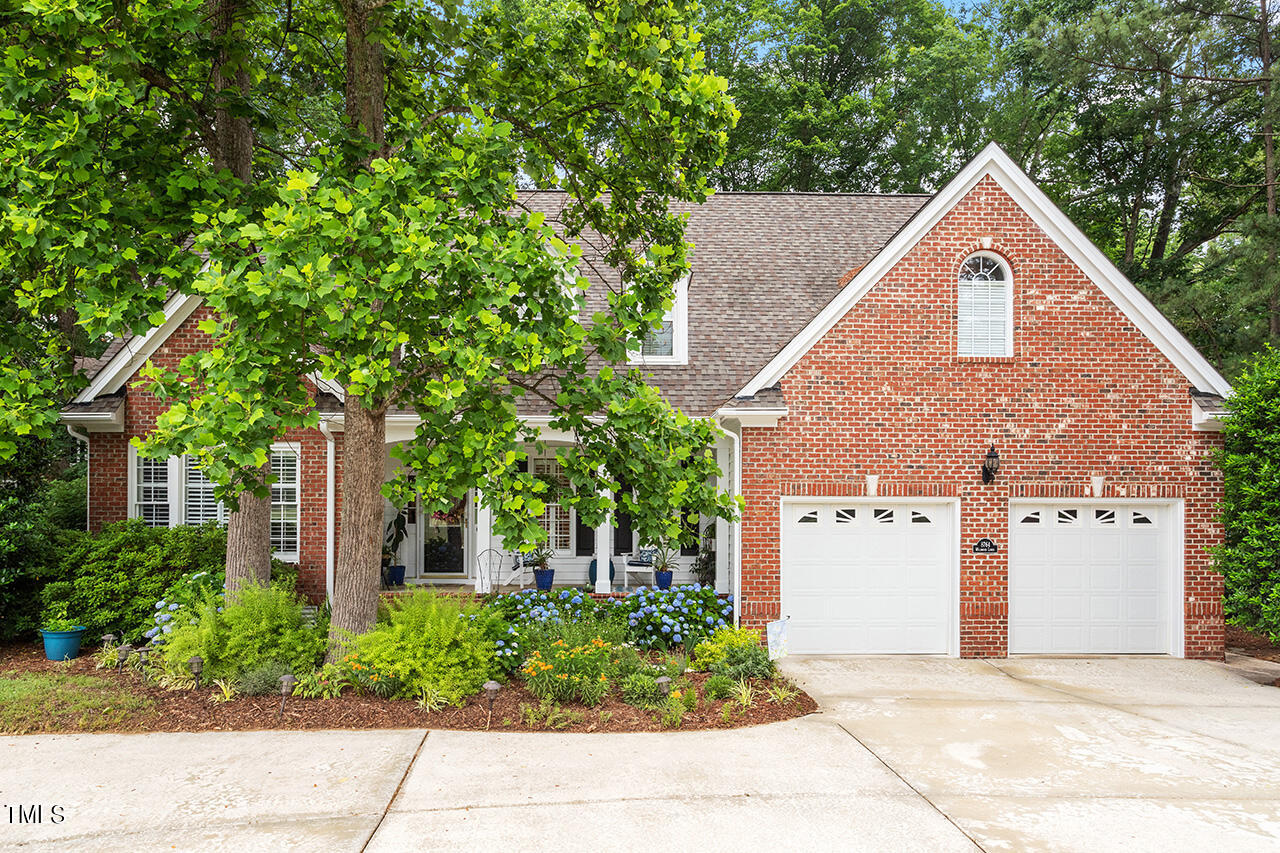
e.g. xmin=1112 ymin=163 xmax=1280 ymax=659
xmin=376 ymin=428 xmax=737 ymax=597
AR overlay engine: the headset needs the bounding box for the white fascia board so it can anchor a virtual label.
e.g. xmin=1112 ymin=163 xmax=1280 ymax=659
xmin=714 ymin=407 xmax=787 ymax=427
xmin=57 ymin=409 xmax=125 ymax=433
xmin=74 ymin=291 xmax=205 ymax=403
xmin=308 ymin=372 xmax=346 ymax=403
xmin=737 ymin=142 xmax=1232 ymax=399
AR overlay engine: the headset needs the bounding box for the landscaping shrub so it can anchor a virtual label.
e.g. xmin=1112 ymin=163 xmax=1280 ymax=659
xmin=160 ymin=583 xmax=325 ymax=682
xmin=608 ymin=644 xmax=646 ymax=680
xmin=703 ymin=674 xmax=734 ymax=700
xmin=693 ymin=626 xmax=763 ymax=671
xmin=619 ymin=672 xmax=662 ymax=707
xmin=236 ymin=660 xmax=294 ymax=696
xmin=347 ymin=589 xmax=499 ymax=704
xmin=41 ymin=520 xmax=226 ymax=640
xmin=617 ymin=584 xmax=732 ymax=650
xmin=1217 ymin=347 xmax=1280 ymax=642
xmin=712 ymin=643 xmax=774 ymax=681
xmin=0 ymin=498 xmax=60 ymax=641
xmin=143 ymin=570 xmax=225 ymax=643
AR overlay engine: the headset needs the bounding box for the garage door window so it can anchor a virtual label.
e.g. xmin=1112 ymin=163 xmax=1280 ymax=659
xmin=1132 ymin=510 xmax=1154 ymax=526
xmin=834 ymin=508 xmax=857 ymax=524
xmin=797 ymin=510 xmax=818 ymax=524
xmin=873 ymin=508 xmax=894 ymax=523
xmin=1093 ymin=509 xmax=1116 ymax=526
xmin=1056 ymin=508 xmax=1079 ymax=525
xmin=1019 ymin=510 xmax=1041 ymax=525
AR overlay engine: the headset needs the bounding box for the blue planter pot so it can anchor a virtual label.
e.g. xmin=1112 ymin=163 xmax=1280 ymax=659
xmin=41 ymin=627 xmax=87 ymax=662
xmin=587 ymin=559 xmax=616 ymax=586
xmin=654 ymin=570 xmax=673 ymax=590
xmin=533 ymin=568 xmax=555 ymax=591
xmin=388 ymin=565 xmax=406 ymax=586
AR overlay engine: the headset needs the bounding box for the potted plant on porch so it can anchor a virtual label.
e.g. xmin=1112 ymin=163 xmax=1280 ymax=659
xmin=384 ymin=510 xmax=408 ymax=586
xmin=39 ymin=604 xmax=87 ymax=661
xmin=529 ymin=544 xmax=555 ymax=591
xmin=652 ymin=545 xmax=679 ymax=590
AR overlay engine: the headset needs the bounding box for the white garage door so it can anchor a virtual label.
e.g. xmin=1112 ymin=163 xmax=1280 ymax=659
xmin=1009 ymin=503 xmax=1176 ymax=654
xmin=781 ymin=502 xmax=955 ymax=654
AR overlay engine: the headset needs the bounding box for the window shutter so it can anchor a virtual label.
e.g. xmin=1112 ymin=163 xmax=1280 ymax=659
xmin=575 ymin=515 xmax=594 ymax=556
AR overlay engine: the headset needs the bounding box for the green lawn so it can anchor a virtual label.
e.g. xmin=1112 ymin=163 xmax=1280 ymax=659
xmin=0 ymin=672 xmax=153 ymax=735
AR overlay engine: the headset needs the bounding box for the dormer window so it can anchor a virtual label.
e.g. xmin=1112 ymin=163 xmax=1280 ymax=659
xmin=630 ymin=276 xmax=689 ymax=366
xmin=957 ymin=253 xmax=1012 ymax=357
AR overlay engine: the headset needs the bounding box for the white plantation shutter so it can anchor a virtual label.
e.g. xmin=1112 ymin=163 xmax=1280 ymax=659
xmin=184 ymin=457 xmax=226 ymax=525
xmin=958 ymin=255 xmax=1011 ymax=357
xmin=270 ymin=448 xmax=300 ymax=558
xmin=135 ymin=456 xmax=171 ymax=527
xmin=532 ymin=456 xmax=571 ymax=552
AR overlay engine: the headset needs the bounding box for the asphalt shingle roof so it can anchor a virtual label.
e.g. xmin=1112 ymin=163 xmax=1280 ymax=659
xmin=518 ymin=191 xmax=931 ymax=415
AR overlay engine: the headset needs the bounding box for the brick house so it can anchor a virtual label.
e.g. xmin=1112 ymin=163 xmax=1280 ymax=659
xmin=60 ymin=144 xmax=1231 ymax=659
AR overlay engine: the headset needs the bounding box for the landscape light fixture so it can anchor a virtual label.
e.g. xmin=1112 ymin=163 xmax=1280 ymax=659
xmin=981 ymin=445 xmax=1000 ymax=485
xmin=116 ymin=643 xmax=132 ymax=672
xmin=188 ymin=656 xmax=204 ymax=683
xmin=101 ymin=633 xmax=117 ymax=647
xmin=483 ymin=680 xmax=501 ymax=713
xmin=655 ymin=675 xmax=672 ymax=696
xmin=278 ymin=674 xmax=297 ymax=718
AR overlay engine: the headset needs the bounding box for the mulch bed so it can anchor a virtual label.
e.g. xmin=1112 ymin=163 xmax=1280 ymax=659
xmin=1225 ymin=624 xmax=1280 ymax=688
xmin=1226 ymin=624 xmax=1280 ymax=661
xmin=0 ymin=643 xmax=817 ymax=735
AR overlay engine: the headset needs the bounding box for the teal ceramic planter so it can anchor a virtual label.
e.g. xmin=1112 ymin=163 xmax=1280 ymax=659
xmin=41 ymin=627 xmax=87 ymax=661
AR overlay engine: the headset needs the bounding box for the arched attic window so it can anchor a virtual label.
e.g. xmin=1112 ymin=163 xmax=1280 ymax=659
xmin=957 ymin=253 xmax=1012 ymax=357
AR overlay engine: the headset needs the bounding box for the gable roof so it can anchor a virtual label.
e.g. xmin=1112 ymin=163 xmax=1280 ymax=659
xmin=736 ymin=142 xmax=1233 ymax=399
xmin=72 ymin=289 xmax=204 ymax=403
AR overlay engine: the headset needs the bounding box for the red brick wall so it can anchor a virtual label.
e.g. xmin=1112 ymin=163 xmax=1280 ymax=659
xmin=86 ymin=304 xmax=337 ymax=601
xmin=738 ymin=176 xmax=1225 ymax=659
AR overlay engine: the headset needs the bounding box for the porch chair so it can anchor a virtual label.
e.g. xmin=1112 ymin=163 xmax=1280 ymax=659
xmin=481 ymin=548 xmax=530 ymax=591
xmin=623 ymin=547 xmax=658 ymax=588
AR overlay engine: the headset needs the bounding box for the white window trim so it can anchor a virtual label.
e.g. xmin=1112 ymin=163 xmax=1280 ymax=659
xmin=529 ymin=449 xmax=573 ymax=555
xmin=127 ymin=444 xmax=183 ymax=528
xmin=269 ymin=442 xmax=302 ymax=563
xmin=957 ymin=251 xmax=1013 ymax=358
xmin=629 ymin=275 xmax=689 ymax=367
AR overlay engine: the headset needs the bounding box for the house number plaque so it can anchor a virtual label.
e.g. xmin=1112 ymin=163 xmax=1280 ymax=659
xmin=972 ymin=538 xmax=998 ymax=554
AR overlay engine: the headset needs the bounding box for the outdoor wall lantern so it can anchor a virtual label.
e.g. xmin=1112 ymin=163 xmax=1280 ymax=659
xmin=981 ymin=445 xmax=1000 ymax=485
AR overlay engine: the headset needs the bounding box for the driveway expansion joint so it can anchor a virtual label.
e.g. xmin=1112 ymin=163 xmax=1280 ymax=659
xmin=833 ymin=721 xmax=988 ymax=853
xmin=361 ymin=729 xmax=430 ymax=852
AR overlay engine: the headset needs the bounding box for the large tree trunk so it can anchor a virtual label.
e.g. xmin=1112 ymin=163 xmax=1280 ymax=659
xmin=209 ymin=0 xmax=272 ymax=584
xmin=327 ymin=396 xmax=387 ymax=658
xmin=342 ymin=0 xmax=387 ymax=162
xmin=1261 ymin=0 xmax=1277 ymax=337
xmin=225 ymin=463 xmax=272 ymax=596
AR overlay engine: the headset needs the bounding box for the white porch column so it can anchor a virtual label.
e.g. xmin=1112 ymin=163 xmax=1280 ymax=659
xmin=594 ymin=490 xmax=613 ymax=595
xmin=474 ymin=493 xmax=494 ymax=593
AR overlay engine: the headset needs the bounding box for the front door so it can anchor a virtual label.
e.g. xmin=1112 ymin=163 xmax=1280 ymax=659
xmin=420 ymin=496 xmax=467 ymax=577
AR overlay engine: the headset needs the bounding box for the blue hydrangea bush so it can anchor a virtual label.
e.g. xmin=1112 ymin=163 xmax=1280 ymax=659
xmin=488 ymin=588 xmax=611 ymax=672
xmin=143 ymin=570 xmax=224 ymax=644
xmin=618 ymin=584 xmax=732 ymax=650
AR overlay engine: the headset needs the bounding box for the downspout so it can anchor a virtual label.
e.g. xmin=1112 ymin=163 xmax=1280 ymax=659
xmin=718 ymin=421 xmax=743 ymax=629
xmin=319 ymin=419 xmax=336 ymax=601
xmin=66 ymin=425 xmax=90 ymax=532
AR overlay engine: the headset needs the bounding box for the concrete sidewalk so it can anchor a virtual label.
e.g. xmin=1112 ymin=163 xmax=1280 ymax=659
xmin=1 ymin=722 xmax=975 ymax=852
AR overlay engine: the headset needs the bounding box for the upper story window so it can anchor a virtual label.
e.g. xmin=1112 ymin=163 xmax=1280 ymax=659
xmin=957 ymin=253 xmax=1012 ymax=357
xmin=630 ymin=276 xmax=689 ymax=366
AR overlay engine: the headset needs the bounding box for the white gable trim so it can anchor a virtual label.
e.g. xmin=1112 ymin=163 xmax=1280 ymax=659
xmin=74 ymin=291 xmax=205 ymax=403
xmin=737 ymin=142 xmax=1232 ymax=399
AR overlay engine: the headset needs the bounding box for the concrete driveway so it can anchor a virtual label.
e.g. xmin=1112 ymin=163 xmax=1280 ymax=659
xmin=782 ymin=656 xmax=1280 ymax=852
xmin=2 ymin=658 xmax=1277 ymax=852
